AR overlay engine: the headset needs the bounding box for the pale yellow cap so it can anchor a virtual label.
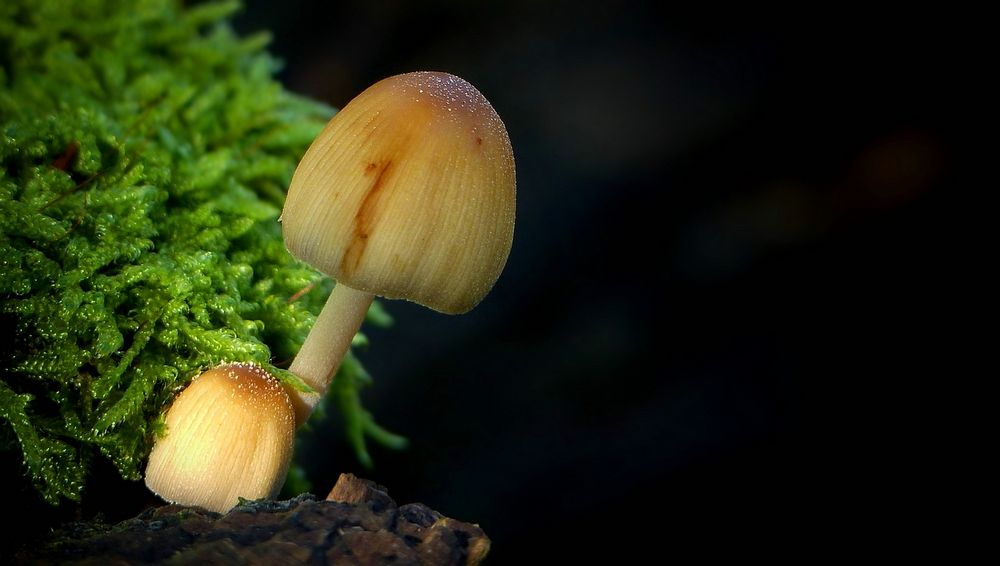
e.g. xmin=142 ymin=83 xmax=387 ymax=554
xmin=144 ymin=363 xmax=295 ymax=513
xmin=282 ymin=71 xmax=516 ymax=314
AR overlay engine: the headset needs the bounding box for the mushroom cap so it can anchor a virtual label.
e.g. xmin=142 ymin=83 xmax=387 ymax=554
xmin=281 ymin=71 xmax=516 ymax=314
xmin=144 ymin=363 xmax=295 ymax=513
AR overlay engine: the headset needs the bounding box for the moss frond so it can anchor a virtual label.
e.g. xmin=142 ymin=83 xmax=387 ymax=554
xmin=0 ymin=0 xmax=400 ymax=505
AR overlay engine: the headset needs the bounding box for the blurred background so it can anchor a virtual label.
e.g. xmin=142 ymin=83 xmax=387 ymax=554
xmin=228 ymin=0 xmax=956 ymax=560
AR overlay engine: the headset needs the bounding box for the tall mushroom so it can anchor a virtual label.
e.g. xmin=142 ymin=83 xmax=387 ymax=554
xmin=282 ymin=71 xmax=516 ymax=425
xmin=144 ymin=362 xmax=295 ymax=513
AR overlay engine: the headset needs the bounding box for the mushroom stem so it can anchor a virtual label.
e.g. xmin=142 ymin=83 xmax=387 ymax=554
xmin=288 ymin=283 xmax=374 ymax=426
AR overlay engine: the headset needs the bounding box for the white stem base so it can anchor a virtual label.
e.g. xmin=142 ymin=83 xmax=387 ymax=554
xmin=289 ymin=284 xmax=374 ymax=426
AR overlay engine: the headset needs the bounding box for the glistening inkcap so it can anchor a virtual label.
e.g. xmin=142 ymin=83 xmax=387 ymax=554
xmin=281 ymin=71 xmax=516 ymax=424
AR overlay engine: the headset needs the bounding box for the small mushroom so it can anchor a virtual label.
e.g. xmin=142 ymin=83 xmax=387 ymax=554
xmin=144 ymin=362 xmax=295 ymax=513
xmin=282 ymin=71 xmax=516 ymax=425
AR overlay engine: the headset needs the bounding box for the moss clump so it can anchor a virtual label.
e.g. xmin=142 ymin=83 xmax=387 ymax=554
xmin=0 ymin=0 xmax=400 ymax=505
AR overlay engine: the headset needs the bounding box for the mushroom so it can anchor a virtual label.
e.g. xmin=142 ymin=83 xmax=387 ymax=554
xmin=144 ymin=362 xmax=295 ymax=513
xmin=281 ymin=71 xmax=516 ymax=425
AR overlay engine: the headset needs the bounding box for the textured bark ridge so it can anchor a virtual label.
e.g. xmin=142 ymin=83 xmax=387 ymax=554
xmin=20 ymin=474 xmax=489 ymax=565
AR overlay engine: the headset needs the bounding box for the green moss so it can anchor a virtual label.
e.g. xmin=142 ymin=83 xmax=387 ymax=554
xmin=0 ymin=0 xmax=398 ymax=505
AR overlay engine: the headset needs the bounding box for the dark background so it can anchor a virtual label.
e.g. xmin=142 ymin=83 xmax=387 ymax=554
xmin=5 ymin=1 xmax=960 ymax=561
xmin=231 ymin=0 xmax=957 ymax=560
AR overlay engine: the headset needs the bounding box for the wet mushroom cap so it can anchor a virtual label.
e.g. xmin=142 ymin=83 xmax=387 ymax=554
xmin=281 ymin=71 xmax=516 ymax=314
xmin=144 ymin=362 xmax=295 ymax=513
